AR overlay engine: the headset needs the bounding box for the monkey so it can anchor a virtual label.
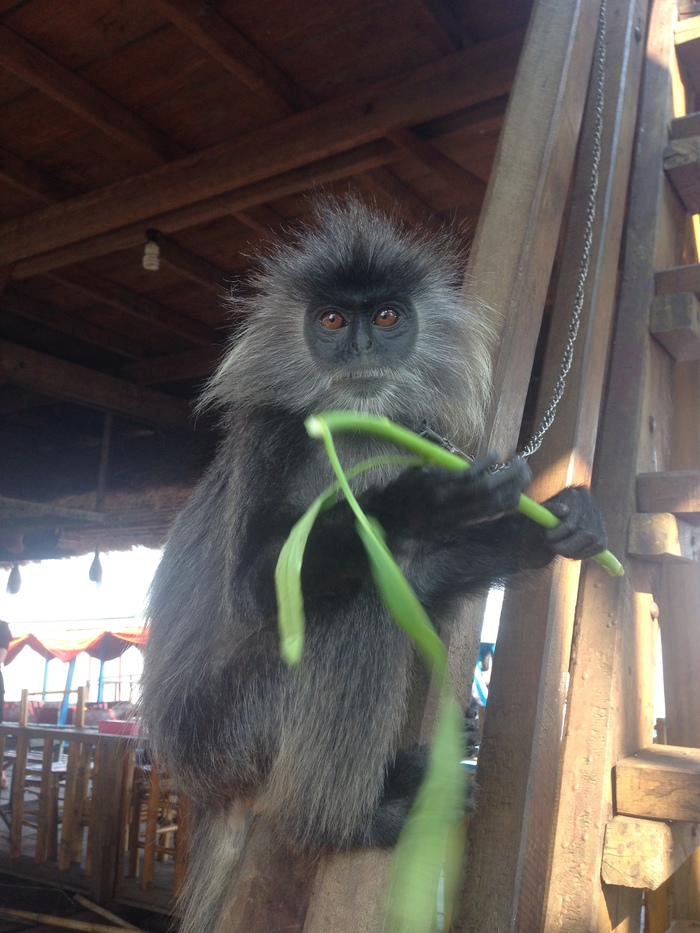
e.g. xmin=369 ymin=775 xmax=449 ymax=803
xmin=140 ymin=197 xmax=606 ymax=931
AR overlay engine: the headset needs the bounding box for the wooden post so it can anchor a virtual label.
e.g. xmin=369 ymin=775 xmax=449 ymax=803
xmin=35 ymin=736 xmax=54 ymax=863
xmin=89 ymin=736 xmax=129 ymax=905
xmin=540 ymin=0 xmax=682 ymax=928
xmin=456 ymin=0 xmax=650 ymax=928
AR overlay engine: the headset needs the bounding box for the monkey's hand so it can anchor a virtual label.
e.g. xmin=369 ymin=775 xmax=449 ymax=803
xmin=539 ymin=486 xmax=607 ymax=560
xmin=366 ymin=454 xmax=532 ymax=543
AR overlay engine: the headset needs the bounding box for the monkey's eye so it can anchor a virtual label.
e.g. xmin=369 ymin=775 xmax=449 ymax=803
xmin=373 ymin=307 xmax=400 ymax=328
xmin=319 ymin=310 xmax=347 ymax=330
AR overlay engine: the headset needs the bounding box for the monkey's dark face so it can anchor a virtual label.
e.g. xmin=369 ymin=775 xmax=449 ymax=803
xmin=305 ymin=292 xmax=417 ymax=380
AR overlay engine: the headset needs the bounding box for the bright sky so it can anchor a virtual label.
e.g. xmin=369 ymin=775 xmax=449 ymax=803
xmin=0 ymin=547 xmax=162 ymax=702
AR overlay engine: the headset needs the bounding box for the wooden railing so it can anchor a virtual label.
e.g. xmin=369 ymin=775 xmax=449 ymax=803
xmin=0 ymin=718 xmax=185 ymax=911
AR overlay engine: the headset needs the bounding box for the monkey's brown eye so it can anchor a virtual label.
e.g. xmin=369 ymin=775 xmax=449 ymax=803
xmin=319 ymin=310 xmax=346 ymax=330
xmin=373 ymin=307 xmax=399 ymax=327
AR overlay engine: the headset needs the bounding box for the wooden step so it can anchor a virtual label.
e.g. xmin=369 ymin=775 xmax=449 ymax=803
xmin=615 ymin=745 xmax=700 ymax=821
xmin=628 ymin=512 xmax=700 ymax=561
xmin=664 ymin=136 xmax=700 ymax=213
xmin=637 ymin=471 xmax=700 ymax=522
xmin=650 ymin=291 xmax=700 ymax=361
xmin=602 ymin=815 xmax=700 ymax=890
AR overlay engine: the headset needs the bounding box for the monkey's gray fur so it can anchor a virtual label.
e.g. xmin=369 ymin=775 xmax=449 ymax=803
xmin=141 ymin=197 xmax=606 ymax=931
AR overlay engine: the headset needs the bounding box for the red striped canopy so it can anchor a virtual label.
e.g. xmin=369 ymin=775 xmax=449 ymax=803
xmin=4 ymin=627 xmax=147 ymax=664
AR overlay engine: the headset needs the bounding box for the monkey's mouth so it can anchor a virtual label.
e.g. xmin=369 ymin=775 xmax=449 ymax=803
xmin=331 ymin=369 xmax=390 ymax=383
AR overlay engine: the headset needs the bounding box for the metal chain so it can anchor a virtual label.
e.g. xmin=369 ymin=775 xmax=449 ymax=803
xmin=515 ymin=0 xmax=606 ymax=463
xmin=421 ymin=0 xmax=606 ymax=469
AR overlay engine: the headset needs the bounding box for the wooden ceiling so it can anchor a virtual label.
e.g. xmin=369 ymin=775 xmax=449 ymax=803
xmin=0 ymin=0 xmax=533 ymax=563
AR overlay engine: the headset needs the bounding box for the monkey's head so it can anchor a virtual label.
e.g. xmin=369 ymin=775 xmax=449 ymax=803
xmin=204 ymin=196 xmax=494 ymax=449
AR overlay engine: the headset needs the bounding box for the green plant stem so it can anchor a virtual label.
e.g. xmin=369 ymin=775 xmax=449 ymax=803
xmin=306 ymin=412 xmax=624 ymax=577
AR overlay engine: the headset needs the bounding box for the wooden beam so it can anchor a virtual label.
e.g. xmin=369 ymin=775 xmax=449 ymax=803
xmin=149 ymin=0 xmax=311 ymax=113
xmin=9 ymin=139 xmax=400 ymax=280
xmin=628 ymin=512 xmax=700 ymax=561
xmin=675 ymin=15 xmax=700 ymax=97
xmin=357 ymin=167 xmax=446 ymax=231
xmin=121 ymin=345 xmax=223 ymax=386
xmin=538 ymin=0 xmax=681 ymax=927
xmin=1 ymin=286 xmax=152 ymax=360
xmin=0 ymin=146 xmax=79 ymax=203
xmin=158 ymin=239 xmax=228 ymax=294
xmin=655 ymin=262 xmax=700 ymax=293
xmin=637 ymin=470 xmax=700 ymax=518
xmin=49 ymin=268 xmax=213 ymax=345
xmin=0 ymin=339 xmax=194 ymax=432
xmin=0 ymin=25 xmax=183 ymax=163
xmin=601 ymin=815 xmax=700 ymax=890
xmin=386 ymin=126 xmax=487 ymax=201
xmin=616 ymin=745 xmax=700 ymax=822
xmin=0 ymin=30 xmax=522 ymax=266
xmin=670 ymin=112 xmax=700 ymax=140
xmin=650 ymin=292 xmax=700 ymax=361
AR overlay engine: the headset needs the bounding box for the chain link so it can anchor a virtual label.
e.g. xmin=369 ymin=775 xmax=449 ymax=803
xmin=514 ymin=0 xmax=606 ymax=463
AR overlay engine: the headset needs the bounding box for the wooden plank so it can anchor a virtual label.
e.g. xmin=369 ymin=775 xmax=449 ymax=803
xmin=1 ymin=287 xmax=153 ymax=360
xmin=637 ymin=470 xmax=700 ymax=518
xmin=35 ymin=738 xmax=54 ymax=864
xmin=616 ymin=746 xmax=700 ymax=822
xmin=655 ymin=262 xmax=700 ymax=295
xmin=676 ymin=15 xmax=700 ymax=97
xmin=0 ymin=31 xmax=523 ymax=266
xmin=149 ymin=0 xmax=310 ymax=113
xmin=455 ymin=0 xmax=649 ymax=929
xmin=0 ymin=25 xmax=182 ymax=163
xmin=59 ymin=741 xmax=81 ymax=870
xmin=0 ymin=340 xmax=194 ymax=432
xmin=650 ymin=292 xmax=700 ymax=361
xmin=659 ymin=559 xmax=700 ymax=920
xmin=665 ymin=136 xmax=700 ymax=213
xmin=541 ymin=0 xmax=680 ymax=928
xmin=0 ymin=144 xmax=79 ymax=202
xmin=89 ymin=737 xmax=129 ymax=905
xmin=602 ymin=816 xmax=700 ymax=890
xmin=668 ymin=922 xmax=700 ymax=931
xmin=386 ymin=126 xmax=487 ymax=200
xmin=9 ymin=732 xmax=29 ymax=858
xmin=670 ymin=113 xmax=700 ymax=140
xmin=628 ymin=512 xmax=700 ymax=561
xmin=49 ymin=269 xmax=213 ymax=346
xmin=121 ymin=345 xmax=223 ymax=386
xmin=157 ymin=239 xmax=227 ymax=294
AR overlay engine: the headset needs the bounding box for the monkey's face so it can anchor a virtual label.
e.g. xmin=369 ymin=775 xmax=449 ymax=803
xmin=305 ymin=292 xmax=417 ymax=387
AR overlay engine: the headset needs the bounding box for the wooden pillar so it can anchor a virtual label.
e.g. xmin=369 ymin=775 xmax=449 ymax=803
xmin=541 ymin=0 xmax=681 ymax=929
xmin=90 ymin=736 xmax=129 ymax=905
xmin=456 ymin=1 xmax=650 ymax=929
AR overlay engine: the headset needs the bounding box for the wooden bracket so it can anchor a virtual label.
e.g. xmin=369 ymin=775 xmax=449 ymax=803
xmin=637 ymin=471 xmax=700 ymax=521
xmin=628 ymin=512 xmax=700 ymax=561
xmin=650 ymin=292 xmax=700 ymax=361
xmin=602 ymin=815 xmax=700 ymax=890
xmin=615 ymin=745 xmax=700 ymax=822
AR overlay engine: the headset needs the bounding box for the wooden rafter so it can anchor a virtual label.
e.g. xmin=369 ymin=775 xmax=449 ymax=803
xmin=0 ymin=30 xmax=522 ymax=266
xmin=0 ymin=24 xmax=184 ymax=163
xmin=0 ymin=339 xmax=194 ymax=432
xmin=149 ymin=0 xmax=311 ymax=113
xmin=1 ymin=287 xmax=151 ymax=360
xmin=48 ymin=268 xmax=214 ymax=345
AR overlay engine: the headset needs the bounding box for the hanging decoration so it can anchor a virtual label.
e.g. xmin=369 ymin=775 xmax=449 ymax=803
xmin=6 ymin=564 xmax=21 ymax=594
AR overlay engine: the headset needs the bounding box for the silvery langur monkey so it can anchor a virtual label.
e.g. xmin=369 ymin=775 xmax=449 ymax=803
xmin=141 ymin=197 xmax=606 ymax=931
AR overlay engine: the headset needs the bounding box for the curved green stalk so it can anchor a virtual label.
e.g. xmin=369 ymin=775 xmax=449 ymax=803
xmin=306 ymin=411 xmax=624 ymax=577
